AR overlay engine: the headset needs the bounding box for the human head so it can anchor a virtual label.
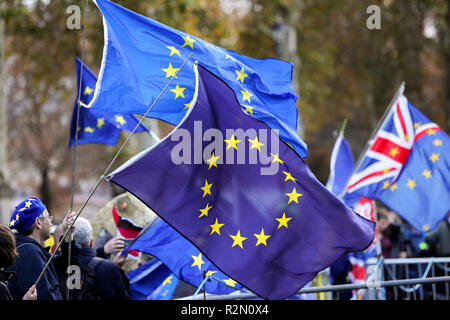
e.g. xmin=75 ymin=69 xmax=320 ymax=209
xmin=0 ymin=225 xmax=18 ymax=270
xmin=73 ymin=217 xmax=93 ymax=247
xmin=9 ymin=197 xmax=53 ymax=242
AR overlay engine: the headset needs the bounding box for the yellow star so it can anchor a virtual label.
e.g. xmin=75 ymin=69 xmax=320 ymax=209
xmin=422 ymin=170 xmax=432 ymax=180
xmin=230 ymin=230 xmax=247 ymax=249
xmin=276 ymin=212 xmax=292 ymax=229
xmin=225 ymin=54 xmax=235 ymax=60
xmin=19 ymin=200 xmax=33 ymax=212
xmin=243 ymin=105 xmax=253 ymax=115
xmin=414 ymin=122 xmax=421 ymax=130
xmin=84 ymin=127 xmax=95 ymax=133
xmin=210 ymin=218 xmax=224 ymax=236
xmin=390 ymin=183 xmax=398 ymax=192
xmin=382 ymin=180 xmax=391 ymax=190
xmin=223 ymin=278 xmax=237 ymax=287
xmin=162 ymin=276 xmax=173 ymax=286
xmin=254 ymin=228 xmax=271 ymax=247
xmin=166 ymin=45 xmax=181 ymax=57
xmin=248 ymin=136 xmax=264 ymax=152
xmin=191 ymin=253 xmax=205 ymax=271
xmin=201 ymin=179 xmax=213 ymax=198
xmin=206 ymin=152 xmax=221 ymax=170
xmin=161 ymin=62 xmax=180 ymax=78
xmin=15 ymin=213 xmax=19 ymax=221
xmin=432 ymin=139 xmax=442 ymax=147
xmin=96 ymin=118 xmax=105 ymax=129
xmin=235 ymin=67 xmax=248 ymax=84
xmin=282 ymin=171 xmax=297 ymax=183
xmin=115 ymin=115 xmax=126 ymax=126
xmin=270 ymin=153 xmax=285 ymax=165
xmin=9 ymin=219 xmax=15 ymax=227
xmin=406 ymin=179 xmax=417 ymax=190
xmin=183 ymin=101 xmax=191 ymax=110
xmin=170 ymin=84 xmax=186 ymax=100
xmin=285 ymin=187 xmax=303 ymax=204
xmin=241 ymin=89 xmax=253 ymax=103
xmin=389 ymin=147 xmax=399 ymax=158
xmin=199 ymin=203 xmax=213 ymax=218
xmin=84 ymin=86 xmax=94 ymax=95
xmin=430 ymin=153 xmax=439 ymax=163
xmin=224 ymin=135 xmax=242 ymax=150
xmin=205 ymin=270 xmax=217 ymax=277
xmin=181 ymin=35 xmax=195 ymax=49
xmin=427 ymin=129 xmax=437 ymax=135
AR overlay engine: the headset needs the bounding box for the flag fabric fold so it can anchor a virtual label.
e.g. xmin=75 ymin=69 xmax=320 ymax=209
xmin=344 ymin=95 xmax=450 ymax=232
xmin=69 ymin=57 xmax=150 ymax=148
xmin=108 ymin=63 xmax=375 ymax=300
xmin=88 ymin=0 xmax=307 ymax=158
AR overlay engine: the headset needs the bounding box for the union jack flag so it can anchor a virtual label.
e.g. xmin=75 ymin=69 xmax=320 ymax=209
xmin=345 ymin=94 xmax=442 ymax=198
xmin=344 ymin=94 xmax=449 ymax=232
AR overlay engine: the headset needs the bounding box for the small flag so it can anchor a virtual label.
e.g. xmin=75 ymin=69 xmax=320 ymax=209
xmin=69 ymin=57 xmax=150 ymax=148
xmin=127 ymin=258 xmax=179 ymax=300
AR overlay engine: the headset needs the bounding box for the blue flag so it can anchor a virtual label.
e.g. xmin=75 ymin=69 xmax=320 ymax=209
xmin=87 ymin=0 xmax=307 ymax=158
xmin=127 ymin=220 xmax=247 ymax=295
xmin=127 ymin=258 xmax=179 ymax=300
xmin=69 ymin=57 xmax=150 ymax=148
xmin=344 ymin=94 xmax=450 ymax=232
xmin=326 ymin=130 xmax=354 ymax=196
xmin=108 ymin=64 xmax=375 ymax=300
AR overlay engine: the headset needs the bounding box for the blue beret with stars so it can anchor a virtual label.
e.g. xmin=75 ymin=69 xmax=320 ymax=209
xmin=9 ymin=197 xmax=46 ymax=234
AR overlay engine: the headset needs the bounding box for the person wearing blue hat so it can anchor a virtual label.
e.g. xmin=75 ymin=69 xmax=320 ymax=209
xmin=6 ymin=197 xmax=76 ymax=300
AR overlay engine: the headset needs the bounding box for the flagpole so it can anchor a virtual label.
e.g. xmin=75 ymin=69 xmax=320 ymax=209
xmin=34 ymin=53 xmax=193 ymax=289
xmin=66 ymin=0 xmax=90 ymax=301
xmin=339 ymin=81 xmax=405 ymax=199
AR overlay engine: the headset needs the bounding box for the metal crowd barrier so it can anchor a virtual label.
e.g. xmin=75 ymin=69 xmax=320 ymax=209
xmin=177 ymin=257 xmax=450 ymax=300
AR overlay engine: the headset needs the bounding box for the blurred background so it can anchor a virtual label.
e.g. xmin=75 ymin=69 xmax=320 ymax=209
xmin=0 ymin=0 xmax=449 ymax=224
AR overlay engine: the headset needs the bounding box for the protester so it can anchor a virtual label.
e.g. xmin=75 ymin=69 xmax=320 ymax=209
xmin=0 ymin=225 xmax=38 ymax=300
xmin=97 ymin=235 xmax=126 ymax=259
xmin=424 ymin=213 xmax=450 ymax=257
xmin=6 ymin=196 xmax=76 ymax=300
xmin=72 ymin=217 xmax=131 ymax=299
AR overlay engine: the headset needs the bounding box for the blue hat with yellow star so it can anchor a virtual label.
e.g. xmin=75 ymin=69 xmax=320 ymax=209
xmin=9 ymin=197 xmax=47 ymax=234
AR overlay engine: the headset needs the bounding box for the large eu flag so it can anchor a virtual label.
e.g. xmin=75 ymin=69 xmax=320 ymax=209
xmin=126 ymin=219 xmax=247 ymax=295
xmin=108 ymin=64 xmax=375 ymax=300
xmin=69 ymin=57 xmax=150 ymax=148
xmin=87 ymin=0 xmax=307 ymax=159
xmin=344 ymin=95 xmax=450 ymax=232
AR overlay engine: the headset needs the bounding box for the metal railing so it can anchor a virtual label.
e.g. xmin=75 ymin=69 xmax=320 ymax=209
xmin=177 ymin=257 xmax=450 ymax=300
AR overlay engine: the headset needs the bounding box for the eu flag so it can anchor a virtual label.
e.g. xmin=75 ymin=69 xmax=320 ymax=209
xmin=127 ymin=258 xmax=179 ymax=300
xmin=87 ymin=0 xmax=307 ymax=158
xmin=107 ymin=64 xmax=375 ymax=300
xmin=126 ymin=219 xmax=247 ymax=295
xmin=326 ymin=130 xmax=354 ymax=196
xmin=344 ymin=95 xmax=450 ymax=232
xmin=69 ymin=57 xmax=150 ymax=148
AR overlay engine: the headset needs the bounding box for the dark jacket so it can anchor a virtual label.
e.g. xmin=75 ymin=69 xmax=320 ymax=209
xmin=6 ymin=233 xmax=62 ymax=300
xmin=0 ymin=270 xmax=14 ymax=300
xmin=426 ymin=220 xmax=450 ymax=257
xmin=77 ymin=246 xmax=130 ymax=300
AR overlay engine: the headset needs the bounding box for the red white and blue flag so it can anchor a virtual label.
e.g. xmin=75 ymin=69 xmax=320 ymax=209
xmin=344 ymin=94 xmax=450 ymax=232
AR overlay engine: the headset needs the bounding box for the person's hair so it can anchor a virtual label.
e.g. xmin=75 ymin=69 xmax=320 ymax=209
xmin=0 ymin=225 xmax=18 ymax=269
xmin=20 ymin=214 xmax=45 ymax=236
xmin=73 ymin=217 xmax=92 ymax=247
